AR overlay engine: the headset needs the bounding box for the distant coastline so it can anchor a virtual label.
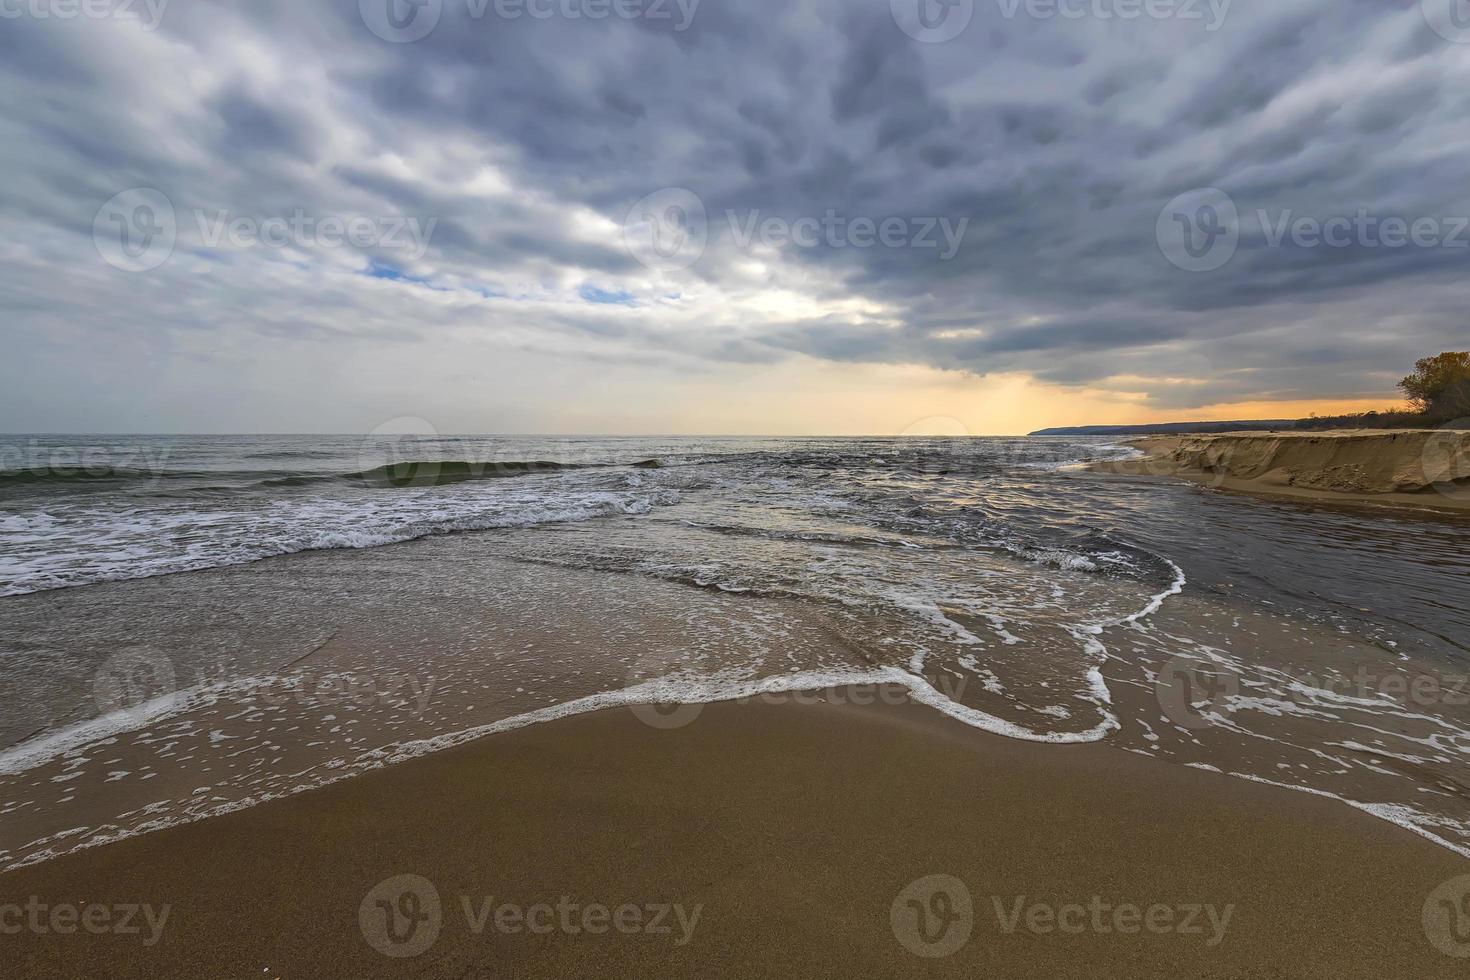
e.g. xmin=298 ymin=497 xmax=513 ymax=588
xmin=1030 ymin=420 xmax=1297 ymax=436
xmin=1033 ymin=412 xmax=1466 ymax=437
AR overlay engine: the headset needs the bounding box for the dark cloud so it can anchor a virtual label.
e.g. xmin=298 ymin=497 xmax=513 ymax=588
xmin=1 ymin=0 xmax=1467 ymax=429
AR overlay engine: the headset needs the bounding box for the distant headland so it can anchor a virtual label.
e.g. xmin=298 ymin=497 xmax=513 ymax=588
xmin=1030 ymin=421 xmax=1295 ymax=436
xmin=1032 ymin=352 xmax=1470 ymax=437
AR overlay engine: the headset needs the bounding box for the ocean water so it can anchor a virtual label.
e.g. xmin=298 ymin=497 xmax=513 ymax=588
xmin=1 ymin=434 xmax=1469 ymax=865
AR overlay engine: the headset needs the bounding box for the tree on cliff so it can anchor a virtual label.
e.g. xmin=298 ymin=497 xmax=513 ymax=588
xmin=1399 ymin=352 xmax=1470 ymax=420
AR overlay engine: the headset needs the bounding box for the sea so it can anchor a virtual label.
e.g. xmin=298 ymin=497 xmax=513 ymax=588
xmin=1 ymin=434 xmax=1468 ymax=867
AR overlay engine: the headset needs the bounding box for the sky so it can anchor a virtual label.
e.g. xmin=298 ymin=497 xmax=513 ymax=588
xmin=2 ymin=0 xmax=1467 ymax=435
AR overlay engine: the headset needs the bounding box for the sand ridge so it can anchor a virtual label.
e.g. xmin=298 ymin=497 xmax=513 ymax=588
xmin=1100 ymin=428 xmax=1470 ymax=512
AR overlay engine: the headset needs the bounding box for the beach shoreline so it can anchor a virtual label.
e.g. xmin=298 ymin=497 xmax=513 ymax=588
xmin=4 ymin=433 xmax=1469 ymax=977
xmin=5 ymin=690 xmax=1466 ymax=978
xmin=4 ymin=484 xmax=1469 ymax=871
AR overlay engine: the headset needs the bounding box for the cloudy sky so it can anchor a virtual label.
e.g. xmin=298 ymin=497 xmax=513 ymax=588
xmin=2 ymin=0 xmax=1467 ymax=434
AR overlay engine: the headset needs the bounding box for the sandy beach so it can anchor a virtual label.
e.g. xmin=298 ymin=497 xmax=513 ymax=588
xmin=1099 ymin=429 xmax=1470 ymax=513
xmin=6 ymin=690 xmax=1468 ymax=978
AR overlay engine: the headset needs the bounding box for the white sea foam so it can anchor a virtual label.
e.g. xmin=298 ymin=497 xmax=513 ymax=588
xmin=0 ymin=678 xmax=269 ymax=777
xmin=0 ymin=485 xmax=677 ymax=596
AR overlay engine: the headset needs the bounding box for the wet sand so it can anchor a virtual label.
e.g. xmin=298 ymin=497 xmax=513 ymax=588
xmin=6 ymin=689 xmax=1467 ymax=979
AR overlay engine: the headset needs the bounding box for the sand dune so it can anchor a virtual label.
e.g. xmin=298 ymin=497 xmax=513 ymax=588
xmin=1101 ymin=429 xmax=1470 ymax=512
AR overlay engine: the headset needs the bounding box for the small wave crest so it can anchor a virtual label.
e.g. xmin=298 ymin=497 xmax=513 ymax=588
xmin=259 ymin=458 xmax=663 ymax=489
xmin=340 ymin=459 xmax=593 ymax=488
xmin=0 ymin=458 xmax=664 ymax=493
xmin=0 ymin=466 xmax=169 ymax=484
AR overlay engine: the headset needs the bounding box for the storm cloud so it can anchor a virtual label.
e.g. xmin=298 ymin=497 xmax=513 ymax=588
xmin=2 ymin=0 xmax=1467 ymax=428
